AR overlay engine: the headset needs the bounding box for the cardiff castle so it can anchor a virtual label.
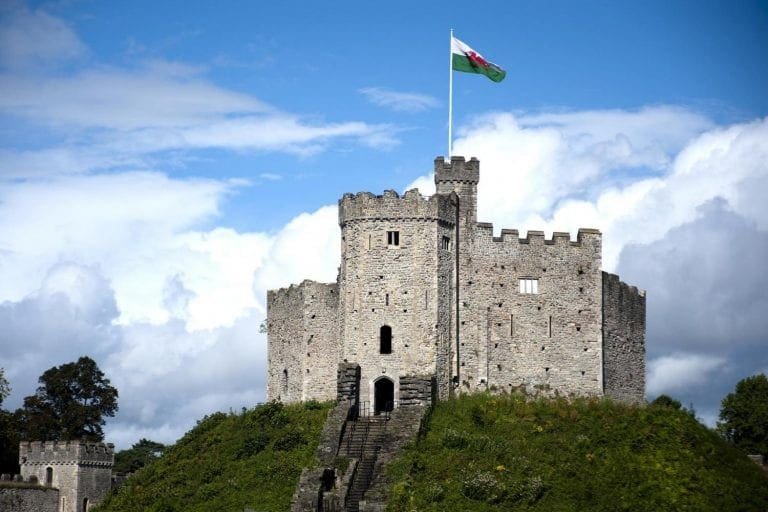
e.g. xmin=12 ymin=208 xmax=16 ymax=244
xmin=267 ymin=156 xmax=646 ymax=414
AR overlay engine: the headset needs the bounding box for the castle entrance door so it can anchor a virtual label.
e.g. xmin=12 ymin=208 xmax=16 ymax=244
xmin=374 ymin=377 xmax=394 ymax=415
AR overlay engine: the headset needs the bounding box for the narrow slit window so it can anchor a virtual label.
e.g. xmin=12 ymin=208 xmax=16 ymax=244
xmin=519 ymin=278 xmax=538 ymax=294
xmin=510 ymin=314 xmax=514 ymax=337
xmin=385 ymin=293 xmax=389 ymax=306
xmin=387 ymin=230 xmax=400 ymax=246
xmin=380 ymin=325 xmax=392 ymax=354
xmin=548 ymin=315 xmax=552 ymax=338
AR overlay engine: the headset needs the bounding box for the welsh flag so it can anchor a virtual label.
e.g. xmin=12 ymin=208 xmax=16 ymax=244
xmin=451 ymin=36 xmax=506 ymax=83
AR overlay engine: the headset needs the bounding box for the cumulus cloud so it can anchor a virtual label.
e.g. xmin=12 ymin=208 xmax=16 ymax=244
xmin=0 ymin=165 xmax=342 ymax=446
xmin=359 ymin=87 xmax=440 ymax=112
xmin=647 ymin=353 xmax=727 ymax=396
xmin=407 ymin=109 xmax=767 ymax=271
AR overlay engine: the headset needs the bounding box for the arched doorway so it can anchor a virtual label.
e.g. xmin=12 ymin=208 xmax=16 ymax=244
xmin=374 ymin=377 xmax=394 ymax=415
xmin=82 ymin=497 xmax=89 ymax=511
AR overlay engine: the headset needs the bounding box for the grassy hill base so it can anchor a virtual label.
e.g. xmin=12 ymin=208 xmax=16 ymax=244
xmin=96 ymin=401 xmax=331 ymax=512
xmin=386 ymin=393 xmax=768 ymax=511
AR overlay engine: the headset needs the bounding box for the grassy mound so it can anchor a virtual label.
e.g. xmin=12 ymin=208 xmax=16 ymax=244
xmin=387 ymin=393 xmax=768 ymax=511
xmin=96 ymin=401 xmax=331 ymax=512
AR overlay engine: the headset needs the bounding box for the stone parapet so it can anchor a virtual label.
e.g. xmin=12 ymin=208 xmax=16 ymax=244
xmin=338 ymin=189 xmax=456 ymax=226
xmin=19 ymin=441 xmax=114 ymax=466
xmin=434 ymin=156 xmax=480 ymax=184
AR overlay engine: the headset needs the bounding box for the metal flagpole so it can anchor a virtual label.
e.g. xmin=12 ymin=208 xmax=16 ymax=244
xmin=448 ymin=28 xmax=454 ymax=159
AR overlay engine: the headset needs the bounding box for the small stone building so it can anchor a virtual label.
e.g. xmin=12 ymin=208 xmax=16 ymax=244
xmin=15 ymin=440 xmax=114 ymax=512
xmin=267 ymin=156 xmax=645 ymax=411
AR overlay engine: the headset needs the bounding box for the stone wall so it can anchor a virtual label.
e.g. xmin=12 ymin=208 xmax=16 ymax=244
xmin=268 ymin=280 xmax=340 ymax=402
xmin=602 ymin=272 xmax=646 ymax=403
xmin=0 ymin=486 xmax=59 ymax=512
xmin=459 ymin=227 xmax=604 ymax=397
xmin=267 ymin=284 xmax=305 ymax=402
xmin=19 ymin=441 xmax=114 ymax=512
xmin=398 ymin=375 xmax=435 ymax=407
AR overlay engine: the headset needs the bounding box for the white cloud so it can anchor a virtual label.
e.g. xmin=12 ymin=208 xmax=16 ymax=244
xmin=0 ymin=2 xmax=86 ymax=68
xmin=406 ymin=109 xmax=767 ymax=271
xmin=647 ymin=353 xmax=727 ymax=396
xmin=0 ymin=6 xmax=400 ymax=179
xmin=359 ymin=87 xmax=440 ymax=112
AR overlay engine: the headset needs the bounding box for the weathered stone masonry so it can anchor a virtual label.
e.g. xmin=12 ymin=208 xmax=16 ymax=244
xmin=268 ymin=156 xmax=646 ymax=408
xmin=13 ymin=440 xmax=114 ymax=512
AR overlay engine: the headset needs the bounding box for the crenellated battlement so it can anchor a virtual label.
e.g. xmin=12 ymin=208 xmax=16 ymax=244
xmin=434 ymin=155 xmax=480 ymax=183
xmin=19 ymin=441 xmax=114 ymax=466
xmin=338 ymin=188 xmax=456 ymax=226
xmin=473 ymin=224 xmax=602 ymax=247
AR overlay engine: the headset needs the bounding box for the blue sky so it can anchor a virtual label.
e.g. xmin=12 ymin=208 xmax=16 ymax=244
xmin=1 ymin=0 xmax=767 ymax=448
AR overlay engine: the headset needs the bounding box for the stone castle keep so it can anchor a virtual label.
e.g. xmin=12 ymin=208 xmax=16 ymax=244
xmin=267 ymin=156 xmax=646 ymax=413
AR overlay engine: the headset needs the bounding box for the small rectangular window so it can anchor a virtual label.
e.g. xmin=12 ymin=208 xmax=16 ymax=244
xmin=519 ymin=278 xmax=538 ymax=294
xmin=441 ymin=236 xmax=451 ymax=250
xmin=387 ymin=230 xmax=399 ymax=246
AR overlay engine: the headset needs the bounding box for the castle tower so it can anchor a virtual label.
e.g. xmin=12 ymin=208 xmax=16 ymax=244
xmin=434 ymin=156 xmax=479 ymax=230
xmin=336 ymin=189 xmax=458 ymax=407
xmin=19 ymin=441 xmax=114 ymax=512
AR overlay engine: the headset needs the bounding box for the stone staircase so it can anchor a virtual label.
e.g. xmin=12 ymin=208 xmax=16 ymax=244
xmin=339 ymin=417 xmax=387 ymax=512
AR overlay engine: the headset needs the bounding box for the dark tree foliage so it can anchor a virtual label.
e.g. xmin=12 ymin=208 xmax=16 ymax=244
xmin=114 ymin=439 xmax=166 ymax=474
xmin=718 ymin=374 xmax=768 ymax=457
xmin=0 ymin=369 xmax=20 ymax=473
xmin=18 ymin=356 xmax=118 ymax=442
xmin=651 ymin=394 xmax=683 ymax=410
xmin=0 ymin=409 xmax=21 ymax=474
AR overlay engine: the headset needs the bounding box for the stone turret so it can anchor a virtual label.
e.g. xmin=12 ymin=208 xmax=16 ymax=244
xmin=434 ymin=156 xmax=479 ymax=228
xmin=19 ymin=441 xmax=114 ymax=512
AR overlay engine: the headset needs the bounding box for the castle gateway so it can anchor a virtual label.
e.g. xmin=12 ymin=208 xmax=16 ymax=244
xmin=267 ymin=157 xmax=645 ymax=410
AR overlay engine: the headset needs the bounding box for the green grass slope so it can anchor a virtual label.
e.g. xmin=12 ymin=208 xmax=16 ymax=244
xmin=96 ymin=401 xmax=331 ymax=512
xmin=387 ymin=393 xmax=768 ymax=512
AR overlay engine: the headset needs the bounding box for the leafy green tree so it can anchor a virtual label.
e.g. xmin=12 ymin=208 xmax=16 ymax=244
xmin=114 ymin=438 xmax=166 ymax=474
xmin=718 ymin=374 xmax=768 ymax=457
xmin=18 ymin=356 xmax=118 ymax=441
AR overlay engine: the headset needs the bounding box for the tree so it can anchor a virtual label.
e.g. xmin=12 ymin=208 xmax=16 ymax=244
xmin=114 ymin=438 xmax=166 ymax=474
xmin=650 ymin=394 xmax=683 ymax=410
xmin=18 ymin=356 xmax=118 ymax=441
xmin=0 ymin=368 xmax=20 ymax=474
xmin=718 ymin=374 xmax=768 ymax=457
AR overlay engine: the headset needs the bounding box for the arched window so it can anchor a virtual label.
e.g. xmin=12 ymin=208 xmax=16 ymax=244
xmin=282 ymin=369 xmax=288 ymax=393
xmin=45 ymin=467 xmax=53 ymax=486
xmin=380 ymin=325 xmax=392 ymax=354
